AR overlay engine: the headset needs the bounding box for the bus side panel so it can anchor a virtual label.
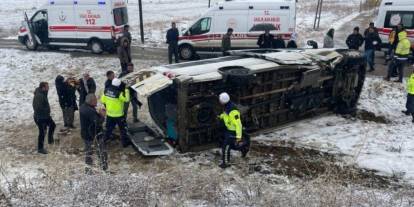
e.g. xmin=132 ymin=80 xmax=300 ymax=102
xmin=48 ymin=5 xmax=77 ymax=39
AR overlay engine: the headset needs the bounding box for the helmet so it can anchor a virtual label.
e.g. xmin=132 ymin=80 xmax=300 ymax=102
xmin=112 ymin=78 xmax=121 ymax=87
xmin=219 ymin=92 xmax=230 ymax=104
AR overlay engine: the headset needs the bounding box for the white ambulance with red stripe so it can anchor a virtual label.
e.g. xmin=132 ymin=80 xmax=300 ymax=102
xmin=18 ymin=0 xmax=128 ymax=54
xmin=375 ymin=0 xmax=414 ymax=48
xmin=178 ymin=0 xmax=296 ymax=60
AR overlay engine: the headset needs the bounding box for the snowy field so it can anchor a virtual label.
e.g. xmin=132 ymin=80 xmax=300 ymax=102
xmin=1 ymin=0 xmax=414 ymax=206
xmin=0 ymin=0 xmax=364 ymax=47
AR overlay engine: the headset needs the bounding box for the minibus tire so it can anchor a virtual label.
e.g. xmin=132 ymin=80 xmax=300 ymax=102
xmin=179 ymin=44 xmax=194 ymax=60
xmin=25 ymin=36 xmax=38 ymax=51
xmin=89 ymin=39 xmax=104 ymax=54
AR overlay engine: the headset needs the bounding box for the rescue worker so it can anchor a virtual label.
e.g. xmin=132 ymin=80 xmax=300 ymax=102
xmin=101 ymin=78 xmax=131 ymax=147
xmin=105 ymin=70 xmax=115 ymax=90
xmin=346 ymin=27 xmax=364 ymax=50
xmin=257 ymin=28 xmax=274 ymax=49
xmin=80 ymin=94 xmax=107 ymax=174
xmin=287 ymin=33 xmax=298 ymax=49
xmin=364 ymin=27 xmax=382 ymax=72
xmin=118 ymin=63 xmax=140 ymax=122
xmin=387 ymin=26 xmax=398 ymax=61
xmin=218 ymin=92 xmax=249 ymax=169
xmin=403 ymin=69 xmax=414 ymax=122
xmin=62 ymin=77 xmax=78 ymax=128
xmin=323 ymin=28 xmax=335 ymax=48
xmin=222 ymin=28 xmax=233 ymax=56
xmin=273 ymin=34 xmax=286 ymax=49
xmin=386 ymin=29 xmax=411 ymax=82
xmin=78 ymin=72 xmax=96 ymax=106
xmin=117 ymin=37 xmax=132 ymax=76
xmin=166 ymin=22 xmax=180 ymax=64
xmin=33 ymin=82 xmax=55 ymax=154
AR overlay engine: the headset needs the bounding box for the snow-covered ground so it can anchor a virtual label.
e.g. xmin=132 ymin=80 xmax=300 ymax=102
xmin=256 ymin=77 xmax=414 ymax=184
xmin=0 ymin=0 xmax=363 ymax=47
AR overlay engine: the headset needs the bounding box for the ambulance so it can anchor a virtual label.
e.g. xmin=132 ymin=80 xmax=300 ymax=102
xmin=178 ymin=0 xmax=297 ymax=60
xmin=17 ymin=0 xmax=129 ymax=54
xmin=375 ymin=0 xmax=414 ymax=47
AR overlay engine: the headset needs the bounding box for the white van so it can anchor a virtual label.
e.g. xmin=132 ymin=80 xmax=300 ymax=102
xmin=178 ymin=0 xmax=296 ymax=60
xmin=375 ymin=0 xmax=414 ymax=47
xmin=17 ymin=0 xmax=128 ymax=54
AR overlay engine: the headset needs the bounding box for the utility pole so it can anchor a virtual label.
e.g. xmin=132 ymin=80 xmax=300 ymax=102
xmin=208 ymin=0 xmax=211 ymax=8
xmin=313 ymin=0 xmax=323 ymax=30
xmin=138 ymin=0 xmax=144 ymax=44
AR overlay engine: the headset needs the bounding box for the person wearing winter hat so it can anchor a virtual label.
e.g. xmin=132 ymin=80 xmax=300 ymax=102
xmin=218 ymin=92 xmax=249 ymax=169
xmin=101 ymin=78 xmax=131 ymax=147
xmin=287 ymin=32 xmax=298 ymax=48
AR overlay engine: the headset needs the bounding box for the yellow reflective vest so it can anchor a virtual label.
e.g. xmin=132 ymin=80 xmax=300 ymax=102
xmin=101 ymin=87 xmax=130 ymax=118
xmin=395 ymin=31 xmax=411 ymax=56
xmin=408 ymin=74 xmax=414 ymax=95
xmin=220 ymin=107 xmax=243 ymax=140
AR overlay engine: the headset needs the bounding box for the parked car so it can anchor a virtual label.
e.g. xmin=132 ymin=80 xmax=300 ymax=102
xmin=122 ymin=49 xmax=367 ymax=155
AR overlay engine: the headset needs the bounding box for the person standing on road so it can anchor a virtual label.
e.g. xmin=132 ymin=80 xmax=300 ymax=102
xmin=257 ymin=29 xmax=274 ymax=49
xmin=364 ymin=27 xmax=382 ymax=72
xmin=386 ymin=29 xmax=411 ymax=82
xmin=80 ymin=94 xmax=108 ymax=174
xmin=78 ymin=72 xmax=96 ymax=106
xmin=218 ymin=92 xmax=249 ymax=169
xmin=101 ymin=78 xmax=131 ymax=147
xmin=55 ymin=75 xmax=65 ymax=121
xmin=62 ymin=77 xmax=78 ymax=128
xmin=105 ymin=70 xmax=115 ymax=90
xmin=166 ymin=22 xmax=180 ymax=64
xmin=122 ymin=25 xmax=132 ymax=45
xmin=403 ymin=69 xmax=414 ymax=122
xmin=364 ymin=22 xmax=379 ymax=37
xmin=33 ymin=82 xmax=55 ymax=154
xmin=222 ymin=28 xmax=233 ymax=56
xmin=346 ymin=27 xmax=364 ymax=50
xmin=117 ymin=37 xmax=132 ymax=76
xmin=273 ymin=34 xmax=286 ymax=49
xmin=323 ymin=28 xmax=335 ymax=48
xmin=287 ymin=33 xmax=298 ymax=49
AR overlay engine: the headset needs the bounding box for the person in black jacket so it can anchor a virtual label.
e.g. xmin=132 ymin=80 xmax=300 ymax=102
xmin=346 ymin=27 xmax=364 ymax=50
xmin=364 ymin=27 xmax=382 ymax=72
xmin=273 ymin=34 xmax=286 ymax=49
xmin=55 ymin=75 xmax=65 ymax=112
xmin=33 ymin=82 xmax=55 ymax=154
xmin=62 ymin=77 xmax=78 ymax=128
xmin=105 ymin=70 xmax=115 ymax=90
xmin=78 ymin=72 xmax=96 ymax=106
xmin=80 ymin=94 xmax=107 ymax=173
xmin=257 ymin=29 xmax=274 ymax=48
xmin=166 ymin=22 xmax=180 ymax=64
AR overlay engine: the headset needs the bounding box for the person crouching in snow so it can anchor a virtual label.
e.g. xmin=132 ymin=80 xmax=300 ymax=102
xmin=403 ymin=67 xmax=414 ymax=122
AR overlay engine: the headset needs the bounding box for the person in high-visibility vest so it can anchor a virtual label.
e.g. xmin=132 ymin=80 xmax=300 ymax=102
xmin=101 ymin=78 xmax=131 ymax=147
xmin=386 ymin=29 xmax=411 ymax=82
xmin=218 ymin=92 xmax=249 ymax=169
xmin=403 ymin=69 xmax=414 ymax=123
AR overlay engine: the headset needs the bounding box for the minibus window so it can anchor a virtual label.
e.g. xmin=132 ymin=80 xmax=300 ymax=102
xmin=385 ymin=11 xmax=414 ymax=29
xmin=114 ymin=7 xmax=128 ymax=26
xmin=189 ymin=17 xmax=211 ymax=35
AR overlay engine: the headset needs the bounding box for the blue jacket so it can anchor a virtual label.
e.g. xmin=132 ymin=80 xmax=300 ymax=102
xmin=166 ymin=28 xmax=179 ymax=44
